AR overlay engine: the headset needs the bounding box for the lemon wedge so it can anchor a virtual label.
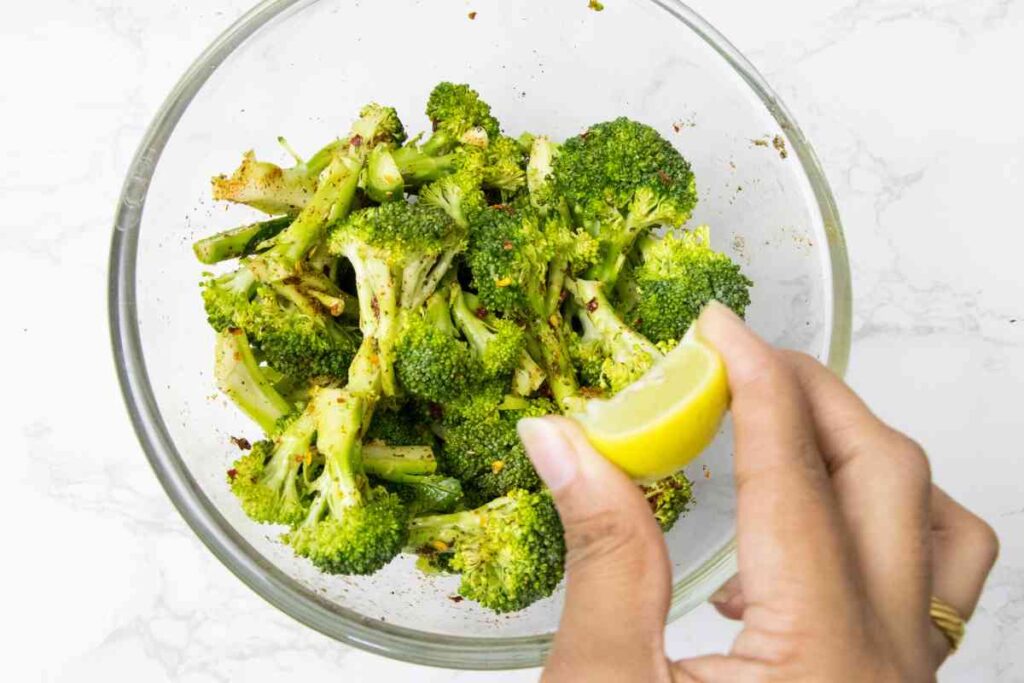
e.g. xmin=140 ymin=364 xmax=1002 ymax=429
xmin=574 ymin=331 xmax=729 ymax=481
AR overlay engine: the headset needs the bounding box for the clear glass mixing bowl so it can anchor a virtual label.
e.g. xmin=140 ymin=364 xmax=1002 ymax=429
xmin=109 ymin=0 xmax=850 ymax=669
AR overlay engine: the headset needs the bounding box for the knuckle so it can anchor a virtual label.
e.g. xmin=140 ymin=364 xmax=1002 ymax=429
xmin=563 ymin=507 xmax=646 ymax=569
xmin=965 ymin=516 xmax=1000 ymax=568
xmin=885 ymin=430 xmax=932 ymax=485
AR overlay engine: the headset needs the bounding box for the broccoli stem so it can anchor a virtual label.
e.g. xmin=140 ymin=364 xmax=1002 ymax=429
xmin=262 ymin=411 xmax=316 ymax=500
xmin=214 ymin=329 xmax=293 ymax=433
xmin=391 ymin=145 xmax=457 ymax=185
xmin=313 ymin=387 xmax=369 ymax=508
xmin=272 ymin=151 xmax=363 ymax=267
xmin=567 ymin=278 xmax=661 ymax=360
xmin=366 ymin=144 xmax=404 ymax=203
xmin=193 ymin=216 xmax=292 ymax=265
xmin=362 ymin=443 xmax=438 ymax=478
xmin=406 ymin=506 xmax=485 ymax=552
xmin=528 ymin=318 xmax=584 ymax=413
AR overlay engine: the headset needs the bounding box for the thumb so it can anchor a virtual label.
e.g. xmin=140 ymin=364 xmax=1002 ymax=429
xmin=518 ymin=416 xmax=671 ymax=681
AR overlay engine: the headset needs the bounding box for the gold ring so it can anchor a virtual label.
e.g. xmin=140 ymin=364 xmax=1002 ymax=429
xmin=930 ymin=596 xmax=966 ymax=653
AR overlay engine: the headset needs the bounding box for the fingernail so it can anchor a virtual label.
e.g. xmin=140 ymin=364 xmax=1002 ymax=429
xmin=517 ymin=418 xmax=579 ymax=492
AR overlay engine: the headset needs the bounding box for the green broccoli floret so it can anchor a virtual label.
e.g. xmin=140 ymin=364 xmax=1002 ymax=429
xmin=406 ymin=489 xmax=565 ymax=613
xmin=641 ymin=472 xmax=694 ymax=532
xmin=364 ymin=404 xmax=434 ymax=448
xmin=481 ymin=135 xmax=527 ymax=194
xmin=418 ymin=163 xmax=487 ymax=228
xmin=214 ymin=328 xmax=294 ymax=433
xmin=437 ymin=393 xmax=554 ymax=502
xmin=624 ymin=227 xmax=753 ymax=344
xmin=395 ymin=291 xmax=478 ymax=403
xmin=449 ymin=283 xmax=526 ymax=381
xmin=364 ymin=143 xmax=404 ymax=203
xmin=553 ymin=118 xmax=697 ymax=286
xmin=467 ymin=204 xmax=583 ymax=412
xmin=328 ymin=201 xmax=468 ymax=396
xmin=566 ymin=277 xmax=662 ymax=395
xmin=229 ymin=407 xmax=316 ymax=526
xmin=423 ymin=82 xmax=501 ymax=155
xmin=285 ymin=387 xmax=408 ymax=575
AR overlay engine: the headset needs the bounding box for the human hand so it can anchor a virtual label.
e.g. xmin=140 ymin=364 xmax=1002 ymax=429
xmin=517 ymin=302 xmax=998 ymax=682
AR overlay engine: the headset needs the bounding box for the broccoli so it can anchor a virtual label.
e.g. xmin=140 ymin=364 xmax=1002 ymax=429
xmin=449 ymin=283 xmax=526 ymax=381
xmin=467 ymin=204 xmax=584 ymax=412
xmin=228 ymin=408 xmax=315 ymax=526
xmin=553 ymin=117 xmax=697 ymax=286
xmin=214 ymin=328 xmax=293 ymax=433
xmin=437 ymin=392 xmax=553 ymax=502
xmin=394 ymin=289 xmax=478 ymax=403
xmin=405 ymin=489 xmax=565 ymax=612
xmin=566 ymin=277 xmax=662 ymax=395
xmin=362 ymin=442 xmax=463 ymax=515
xmin=193 ymin=215 xmax=292 ymax=265
xmin=623 ymin=226 xmax=753 ymax=344
xmin=422 ymin=82 xmax=500 ymax=154
xmin=364 ymin=143 xmax=404 ymax=203
xmin=641 ymin=472 xmax=694 ymax=532
xmin=328 ymin=201 xmax=468 ymax=396
xmin=285 ymin=387 xmax=408 ymax=575
xmin=481 ymin=135 xmax=527 ymax=194
xmin=418 ymin=163 xmax=487 ymax=228
xmin=210 ymin=140 xmax=342 ymax=215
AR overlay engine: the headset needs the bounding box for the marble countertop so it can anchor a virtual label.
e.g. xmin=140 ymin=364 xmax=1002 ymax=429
xmin=5 ymin=0 xmax=1022 ymax=680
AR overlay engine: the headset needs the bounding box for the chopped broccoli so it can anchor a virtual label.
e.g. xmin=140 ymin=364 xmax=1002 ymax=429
xmin=449 ymin=282 xmax=526 ymax=380
xmin=193 ymin=216 xmax=292 ymax=265
xmin=566 ymin=277 xmax=662 ymax=394
xmin=553 ymin=117 xmax=697 ymax=286
xmin=642 ymin=472 xmax=695 ymax=532
xmin=406 ymin=489 xmax=565 ymax=612
xmin=285 ymin=387 xmax=408 ymax=575
xmin=214 ymin=328 xmax=294 ymax=433
xmin=395 ymin=291 xmax=478 ymax=403
xmin=229 ymin=407 xmax=315 ymax=526
xmin=624 ymin=226 xmax=752 ymax=344
xmin=329 ymin=201 xmax=468 ymax=395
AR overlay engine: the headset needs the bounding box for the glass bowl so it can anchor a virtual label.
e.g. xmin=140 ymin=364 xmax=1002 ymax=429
xmin=109 ymin=0 xmax=850 ymax=670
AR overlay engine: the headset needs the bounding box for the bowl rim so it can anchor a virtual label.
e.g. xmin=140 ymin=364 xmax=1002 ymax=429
xmin=108 ymin=0 xmax=851 ymax=670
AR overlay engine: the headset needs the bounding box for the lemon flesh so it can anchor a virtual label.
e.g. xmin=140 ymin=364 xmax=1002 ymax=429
xmin=575 ymin=336 xmax=729 ymax=481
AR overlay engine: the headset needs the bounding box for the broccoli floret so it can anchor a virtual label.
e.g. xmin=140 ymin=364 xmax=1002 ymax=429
xmin=418 ymin=163 xmax=487 ymax=228
xmin=364 ymin=404 xmax=434 ymax=448
xmin=437 ymin=393 xmax=553 ymax=502
xmin=329 ymin=201 xmax=468 ymax=396
xmin=641 ymin=472 xmax=694 ymax=532
xmin=481 ymin=135 xmax=527 ymax=194
xmin=285 ymin=387 xmax=408 ymax=575
xmin=214 ymin=328 xmax=294 ymax=433
xmin=229 ymin=407 xmax=316 ymax=526
xmin=406 ymin=489 xmax=565 ymax=612
xmin=625 ymin=227 xmax=753 ymax=344
xmin=467 ymin=204 xmax=583 ymax=412
xmin=566 ymin=277 xmax=662 ymax=394
xmin=553 ymin=118 xmax=697 ymax=286
xmin=423 ymin=82 xmax=501 ymax=155
xmin=231 ymin=283 xmax=360 ymax=381
xmin=395 ymin=292 xmax=478 ymax=403
xmin=449 ymin=283 xmax=526 ymax=381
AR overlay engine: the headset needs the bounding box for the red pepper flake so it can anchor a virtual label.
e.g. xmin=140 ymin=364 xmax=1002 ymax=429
xmin=350 ymin=134 xmax=363 ymax=148
xmin=228 ymin=327 xmax=242 ymax=336
xmin=448 ymin=595 xmax=464 ymax=603
xmin=468 ymin=11 xmax=477 ymax=19
xmin=580 ymin=129 xmax=591 ymax=140
xmin=474 ymin=306 xmax=489 ymax=319
xmin=371 ymin=296 xmax=380 ymax=319
xmin=227 ymin=468 xmax=239 ymax=481
xmin=502 ymin=240 xmax=514 ymax=251
xmin=586 ymin=297 xmax=599 ymax=312
xmin=558 ymin=289 xmax=569 ymax=304
xmin=656 ymin=169 xmax=672 ymax=186
xmin=230 ymin=436 xmax=252 ymax=451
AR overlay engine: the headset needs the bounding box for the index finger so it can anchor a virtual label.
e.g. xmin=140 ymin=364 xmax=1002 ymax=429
xmin=698 ymin=303 xmax=864 ymax=622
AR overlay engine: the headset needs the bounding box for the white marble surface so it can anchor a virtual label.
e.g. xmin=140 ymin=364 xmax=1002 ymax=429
xmin=4 ymin=0 xmax=1022 ymax=680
